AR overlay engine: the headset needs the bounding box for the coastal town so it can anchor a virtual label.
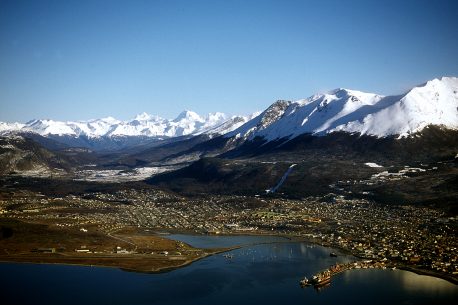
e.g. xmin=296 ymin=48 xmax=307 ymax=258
xmin=0 ymin=180 xmax=456 ymax=282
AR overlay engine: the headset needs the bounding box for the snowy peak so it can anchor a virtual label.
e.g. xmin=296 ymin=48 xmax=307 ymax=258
xmin=174 ymin=110 xmax=203 ymax=123
xmin=223 ymin=100 xmax=291 ymax=140
xmin=0 ymin=122 xmax=25 ymax=133
xmin=258 ymin=100 xmax=291 ymax=130
xmin=0 ymin=110 xmax=234 ymax=138
xmin=197 ymin=113 xmax=257 ymax=136
xmin=206 ymin=112 xmax=227 ymax=124
xmin=228 ymin=76 xmax=458 ymax=141
xmin=97 ymin=116 xmax=121 ymax=124
xmin=23 ymin=119 xmax=77 ymax=136
xmin=134 ymin=112 xmax=159 ymax=121
xmin=333 ymin=77 xmax=458 ymax=137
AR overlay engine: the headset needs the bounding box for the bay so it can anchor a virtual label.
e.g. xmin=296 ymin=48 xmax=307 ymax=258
xmin=0 ymin=235 xmax=456 ymax=305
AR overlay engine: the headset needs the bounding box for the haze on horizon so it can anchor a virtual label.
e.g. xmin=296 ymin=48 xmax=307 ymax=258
xmin=1 ymin=0 xmax=457 ymax=123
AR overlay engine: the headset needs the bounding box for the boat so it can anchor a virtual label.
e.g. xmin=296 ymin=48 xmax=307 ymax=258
xmin=330 ymin=252 xmax=338 ymax=257
xmin=299 ymin=277 xmax=312 ymax=287
xmin=311 ymin=274 xmax=331 ymax=286
xmin=300 ymin=271 xmax=331 ymax=287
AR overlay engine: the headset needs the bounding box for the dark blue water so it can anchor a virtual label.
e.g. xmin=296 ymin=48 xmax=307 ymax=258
xmin=164 ymin=233 xmax=288 ymax=248
xmin=0 ymin=236 xmax=456 ymax=305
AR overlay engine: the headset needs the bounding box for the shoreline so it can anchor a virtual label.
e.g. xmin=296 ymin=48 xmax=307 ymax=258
xmin=187 ymin=231 xmax=458 ymax=285
xmin=297 ymin=236 xmax=458 ymax=286
xmin=0 ymin=231 xmax=456 ymax=285
xmin=0 ymin=246 xmax=240 ymax=274
xmin=398 ymin=265 xmax=458 ymax=285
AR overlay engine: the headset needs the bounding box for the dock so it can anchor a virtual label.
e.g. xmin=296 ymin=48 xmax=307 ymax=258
xmin=300 ymin=260 xmax=388 ymax=287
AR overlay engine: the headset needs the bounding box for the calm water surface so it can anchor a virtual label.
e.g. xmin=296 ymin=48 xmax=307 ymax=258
xmin=164 ymin=233 xmax=288 ymax=248
xmin=1 ymin=235 xmax=456 ymax=305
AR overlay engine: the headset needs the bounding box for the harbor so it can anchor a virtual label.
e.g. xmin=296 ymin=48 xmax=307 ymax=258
xmin=1 ymin=239 xmax=457 ymax=305
xmin=300 ymin=260 xmax=389 ymax=288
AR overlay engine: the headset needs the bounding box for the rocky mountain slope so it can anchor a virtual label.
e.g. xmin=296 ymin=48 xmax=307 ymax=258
xmin=0 ymin=136 xmax=71 ymax=175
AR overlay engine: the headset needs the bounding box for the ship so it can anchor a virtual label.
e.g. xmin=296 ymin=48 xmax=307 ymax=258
xmin=299 ymin=277 xmax=312 ymax=287
xmin=300 ymin=270 xmax=331 ymax=287
xmin=311 ymin=273 xmax=331 ymax=286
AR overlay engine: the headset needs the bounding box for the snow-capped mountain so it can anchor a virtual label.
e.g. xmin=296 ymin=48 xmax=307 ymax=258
xmin=226 ymin=77 xmax=458 ymax=141
xmin=196 ymin=112 xmax=261 ymax=136
xmin=2 ymin=76 xmax=457 ymax=150
xmin=0 ymin=122 xmax=26 ymax=134
xmin=0 ymin=111 xmax=241 ymax=138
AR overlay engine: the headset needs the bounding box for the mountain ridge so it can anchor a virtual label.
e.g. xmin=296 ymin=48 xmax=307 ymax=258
xmin=0 ymin=111 xmax=251 ymax=139
xmin=226 ymin=77 xmax=458 ymax=142
xmin=1 ymin=77 xmax=457 ymax=148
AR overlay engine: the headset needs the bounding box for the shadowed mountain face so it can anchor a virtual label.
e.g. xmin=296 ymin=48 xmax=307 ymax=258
xmin=0 ymin=136 xmax=72 ymax=175
xmin=138 ymin=124 xmax=458 ymax=167
xmin=221 ymin=125 xmax=458 ymax=161
xmin=147 ymin=127 xmax=458 ymax=212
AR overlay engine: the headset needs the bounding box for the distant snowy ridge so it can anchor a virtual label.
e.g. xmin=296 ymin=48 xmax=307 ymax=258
xmin=0 ymin=110 xmax=252 ymax=138
xmin=226 ymin=77 xmax=458 ymax=141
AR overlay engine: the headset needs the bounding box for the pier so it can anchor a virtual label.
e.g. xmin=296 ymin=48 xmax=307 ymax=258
xmin=301 ymin=260 xmax=388 ymax=287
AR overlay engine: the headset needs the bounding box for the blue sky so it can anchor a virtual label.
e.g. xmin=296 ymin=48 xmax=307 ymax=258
xmin=1 ymin=0 xmax=457 ymax=122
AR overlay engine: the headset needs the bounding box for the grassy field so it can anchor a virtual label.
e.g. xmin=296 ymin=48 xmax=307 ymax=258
xmin=0 ymin=219 xmax=224 ymax=273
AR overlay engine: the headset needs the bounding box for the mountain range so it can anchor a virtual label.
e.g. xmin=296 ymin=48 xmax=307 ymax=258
xmin=226 ymin=76 xmax=458 ymax=142
xmin=1 ymin=76 xmax=457 ymax=204
xmin=0 ymin=111 xmax=252 ymax=139
xmin=1 ymin=77 xmax=457 ymax=146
